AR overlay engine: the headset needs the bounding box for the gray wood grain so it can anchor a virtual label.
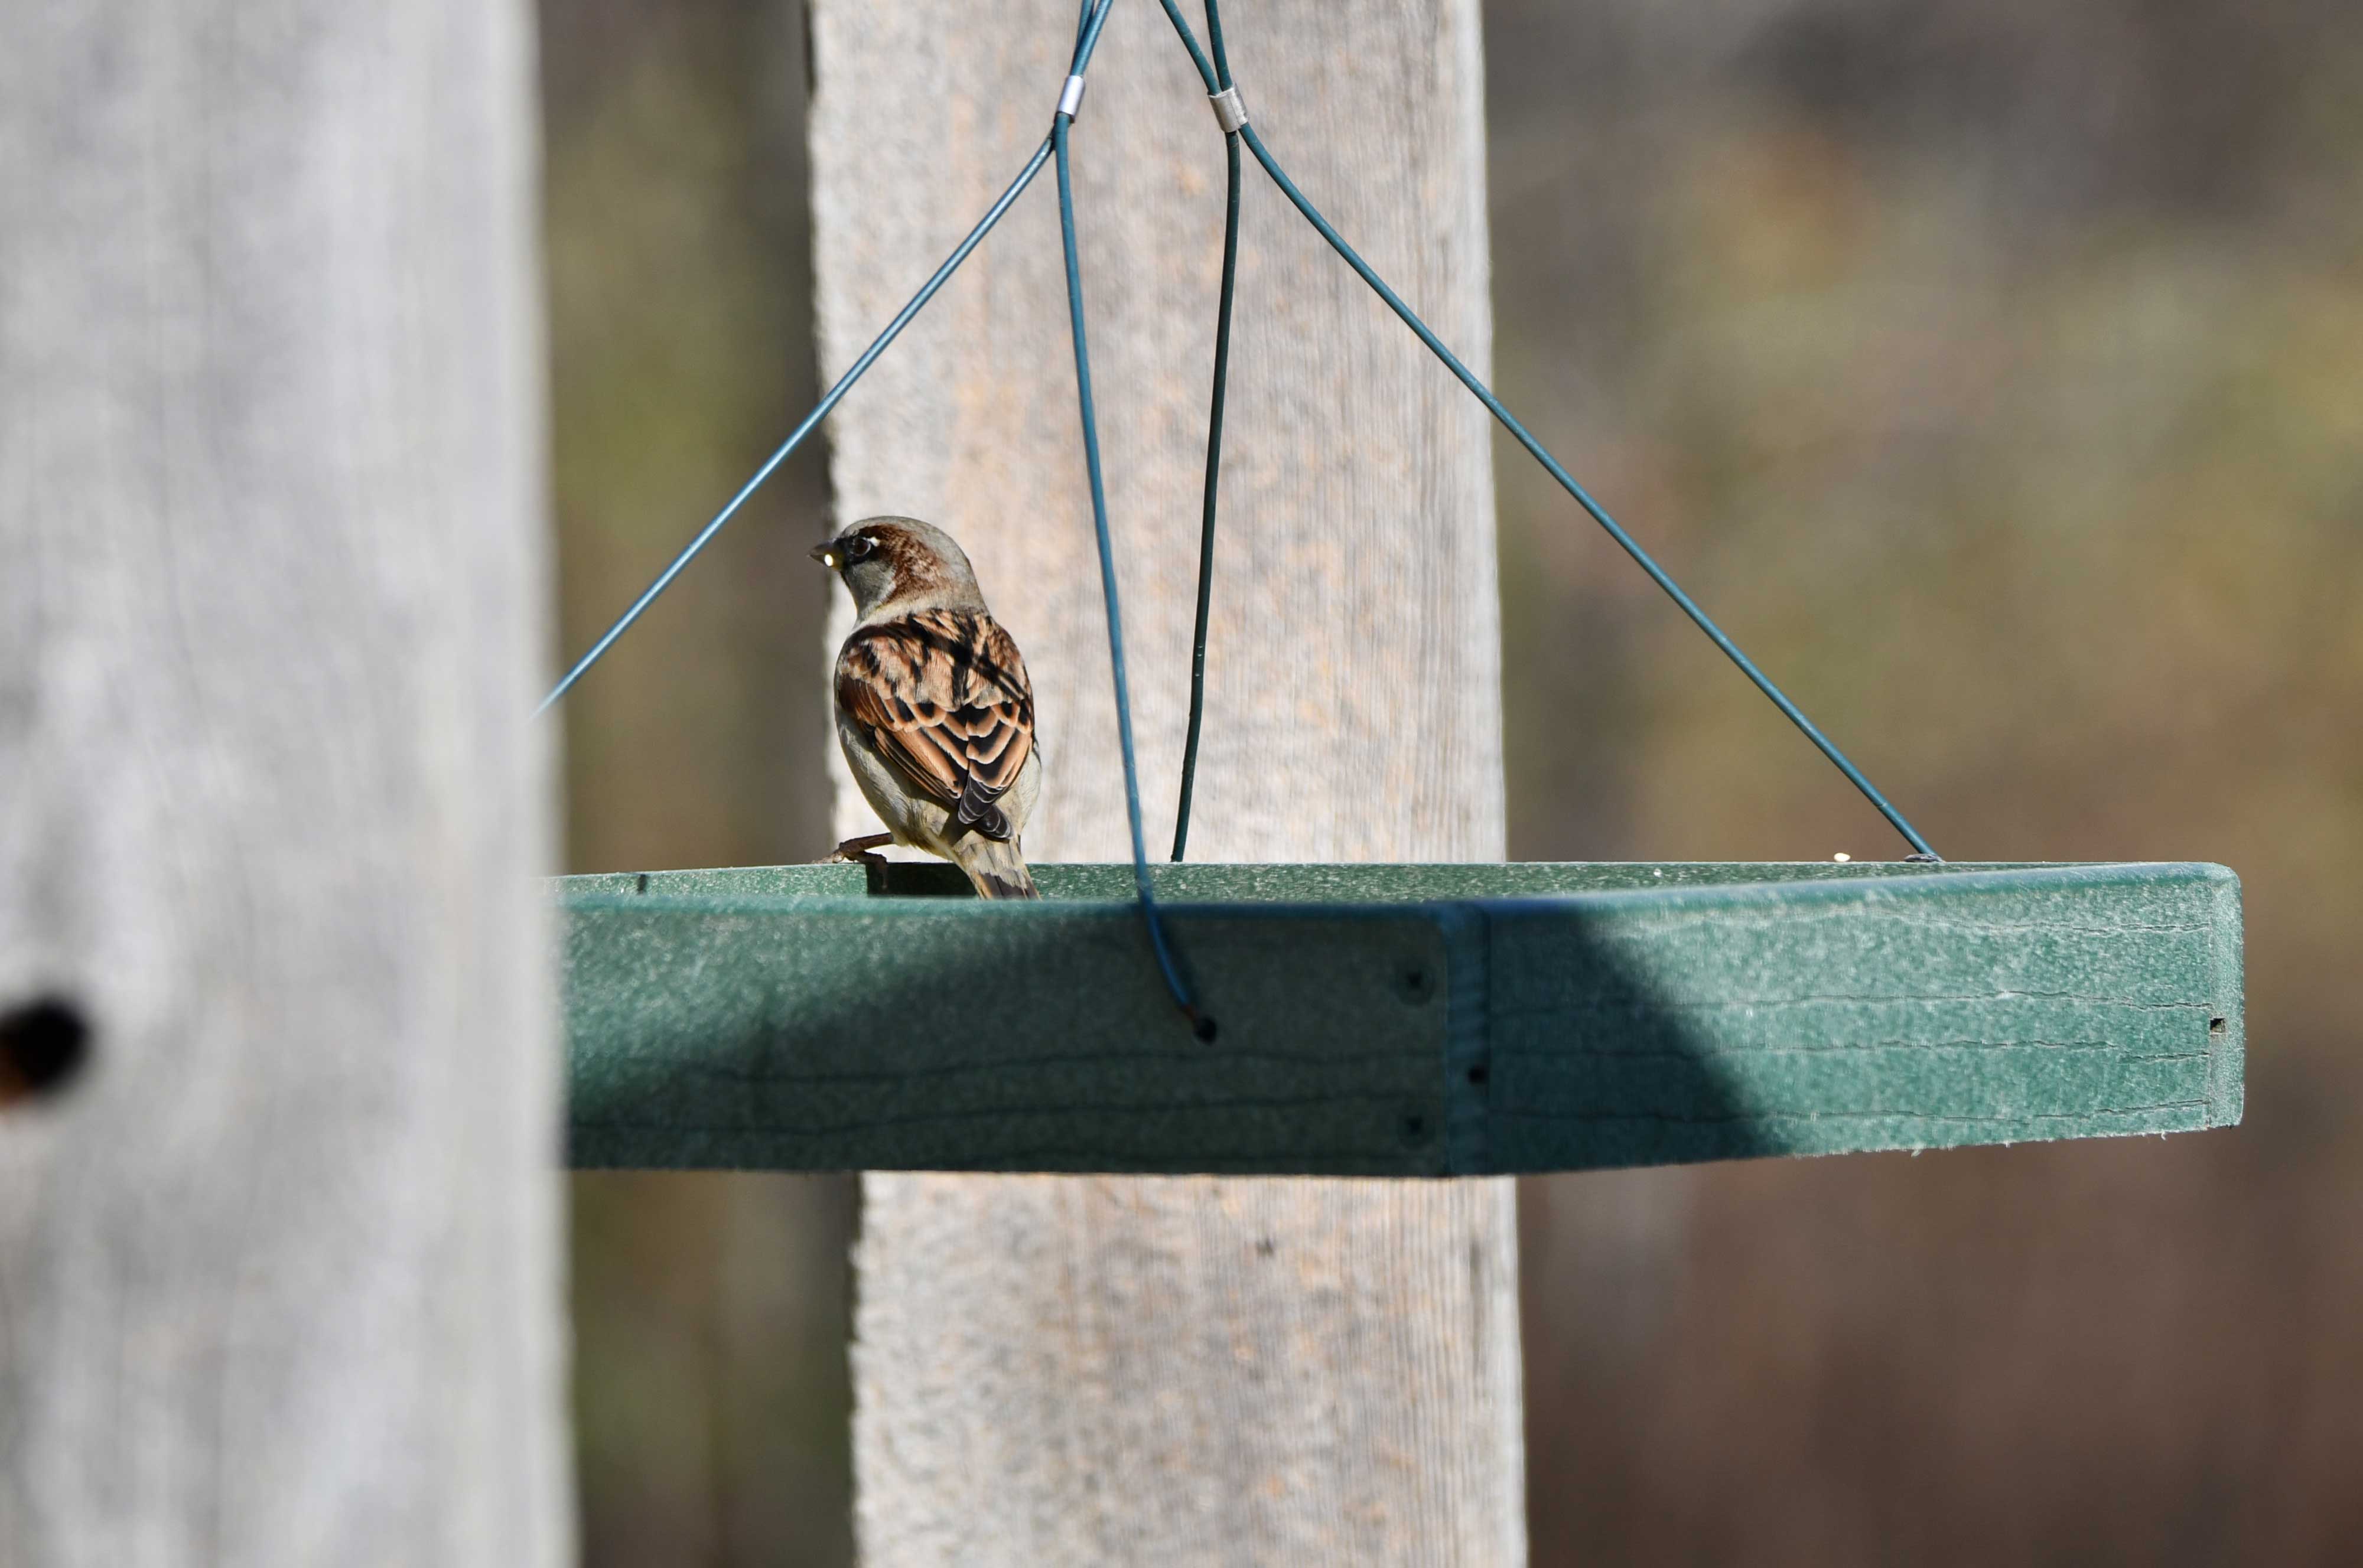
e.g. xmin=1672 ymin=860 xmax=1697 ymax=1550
xmin=805 ymin=1 xmax=1520 ymax=1560
xmin=0 ymin=5 xmax=568 ymax=1563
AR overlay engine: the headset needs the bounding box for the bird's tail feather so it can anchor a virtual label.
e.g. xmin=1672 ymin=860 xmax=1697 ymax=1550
xmin=952 ymin=835 xmax=1039 ymax=900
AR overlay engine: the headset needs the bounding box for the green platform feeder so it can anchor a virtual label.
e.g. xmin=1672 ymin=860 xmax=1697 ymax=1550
xmin=558 ymin=860 xmax=2242 ymax=1176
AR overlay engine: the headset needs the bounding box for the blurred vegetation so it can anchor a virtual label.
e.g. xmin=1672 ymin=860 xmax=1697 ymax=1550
xmin=1492 ymin=2 xmax=2363 ymax=1562
xmin=543 ymin=0 xmax=2363 ymax=1562
xmin=539 ymin=2 xmax=847 ymax=1564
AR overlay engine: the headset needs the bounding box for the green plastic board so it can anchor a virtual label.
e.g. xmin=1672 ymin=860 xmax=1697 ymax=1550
xmin=558 ymin=862 xmax=2242 ymax=1175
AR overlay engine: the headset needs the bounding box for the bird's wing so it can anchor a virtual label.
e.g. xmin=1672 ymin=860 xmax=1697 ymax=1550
xmin=837 ymin=609 xmax=1035 ymax=840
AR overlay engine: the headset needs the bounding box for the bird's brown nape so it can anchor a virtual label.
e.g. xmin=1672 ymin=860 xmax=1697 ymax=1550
xmin=868 ymin=523 xmax=959 ymax=601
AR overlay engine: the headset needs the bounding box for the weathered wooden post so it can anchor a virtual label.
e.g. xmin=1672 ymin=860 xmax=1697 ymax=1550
xmin=808 ymin=1 xmax=1520 ymax=1559
xmin=0 ymin=4 xmax=568 ymax=1562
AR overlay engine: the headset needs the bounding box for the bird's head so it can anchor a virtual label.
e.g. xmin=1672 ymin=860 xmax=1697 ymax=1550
xmin=811 ymin=516 xmax=985 ymax=621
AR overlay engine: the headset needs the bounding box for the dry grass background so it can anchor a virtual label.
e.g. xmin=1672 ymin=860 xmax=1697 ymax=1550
xmin=541 ymin=1 xmax=2363 ymax=1561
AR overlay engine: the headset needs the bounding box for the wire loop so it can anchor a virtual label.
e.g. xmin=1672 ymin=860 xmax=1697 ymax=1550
xmin=1054 ymin=0 xmax=1214 ymax=1034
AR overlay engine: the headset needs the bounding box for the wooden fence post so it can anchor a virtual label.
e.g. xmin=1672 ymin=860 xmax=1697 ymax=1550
xmin=0 ymin=4 xmax=568 ymax=1563
xmin=808 ymin=2 xmax=1521 ymax=1560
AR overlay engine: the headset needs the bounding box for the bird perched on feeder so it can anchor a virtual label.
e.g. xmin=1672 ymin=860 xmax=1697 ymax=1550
xmin=813 ymin=517 xmax=1041 ymax=899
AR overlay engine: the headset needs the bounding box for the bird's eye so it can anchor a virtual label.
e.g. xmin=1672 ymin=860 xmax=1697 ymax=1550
xmin=844 ymin=534 xmax=876 ymax=561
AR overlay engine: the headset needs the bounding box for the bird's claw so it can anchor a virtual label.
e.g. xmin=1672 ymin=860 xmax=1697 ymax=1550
xmin=822 ymin=833 xmax=893 ymax=869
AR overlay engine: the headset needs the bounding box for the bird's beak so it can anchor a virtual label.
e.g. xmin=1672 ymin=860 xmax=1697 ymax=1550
xmin=809 ymin=540 xmax=840 ymax=569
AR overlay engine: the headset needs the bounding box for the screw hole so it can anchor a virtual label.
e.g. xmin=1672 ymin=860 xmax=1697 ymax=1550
xmin=1466 ymin=1064 xmax=1488 ymax=1087
xmin=1 ymin=996 xmax=92 ymax=1108
xmin=1192 ymin=1015 xmax=1219 ymax=1044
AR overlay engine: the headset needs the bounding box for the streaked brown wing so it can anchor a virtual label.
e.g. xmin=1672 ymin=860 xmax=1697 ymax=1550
xmin=837 ymin=609 xmax=1034 ymax=839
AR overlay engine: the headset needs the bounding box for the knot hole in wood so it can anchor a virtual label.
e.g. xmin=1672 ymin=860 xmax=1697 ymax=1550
xmin=0 ymin=995 xmax=92 ymax=1109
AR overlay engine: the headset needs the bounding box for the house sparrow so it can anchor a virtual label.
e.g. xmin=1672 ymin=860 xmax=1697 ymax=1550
xmin=813 ymin=517 xmax=1041 ymax=899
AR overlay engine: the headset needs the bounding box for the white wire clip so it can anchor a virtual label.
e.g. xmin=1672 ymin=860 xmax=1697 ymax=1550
xmin=1208 ymin=85 xmax=1249 ymax=135
xmin=1056 ymin=74 xmax=1088 ymax=120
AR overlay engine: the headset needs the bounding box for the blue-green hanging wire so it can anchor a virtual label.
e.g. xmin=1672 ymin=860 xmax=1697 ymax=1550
xmin=1153 ymin=0 xmax=1938 ymax=861
xmin=536 ymin=135 xmax=1055 ymax=716
xmin=1070 ymin=0 xmax=1118 ymax=75
xmin=1168 ymin=0 xmax=1244 ymax=862
xmin=1057 ymin=0 xmax=1214 ymax=1035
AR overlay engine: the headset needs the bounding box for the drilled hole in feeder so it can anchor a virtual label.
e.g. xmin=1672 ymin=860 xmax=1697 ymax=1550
xmin=0 ymin=996 xmax=92 ymax=1109
xmin=2209 ymin=1017 xmax=2227 ymax=1035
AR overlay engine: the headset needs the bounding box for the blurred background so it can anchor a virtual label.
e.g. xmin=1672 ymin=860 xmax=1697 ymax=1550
xmin=542 ymin=0 xmax=2363 ymax=1562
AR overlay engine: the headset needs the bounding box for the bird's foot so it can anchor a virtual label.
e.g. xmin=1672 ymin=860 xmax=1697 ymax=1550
xmin=822 ymin=832 xmax=894 ymax=871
